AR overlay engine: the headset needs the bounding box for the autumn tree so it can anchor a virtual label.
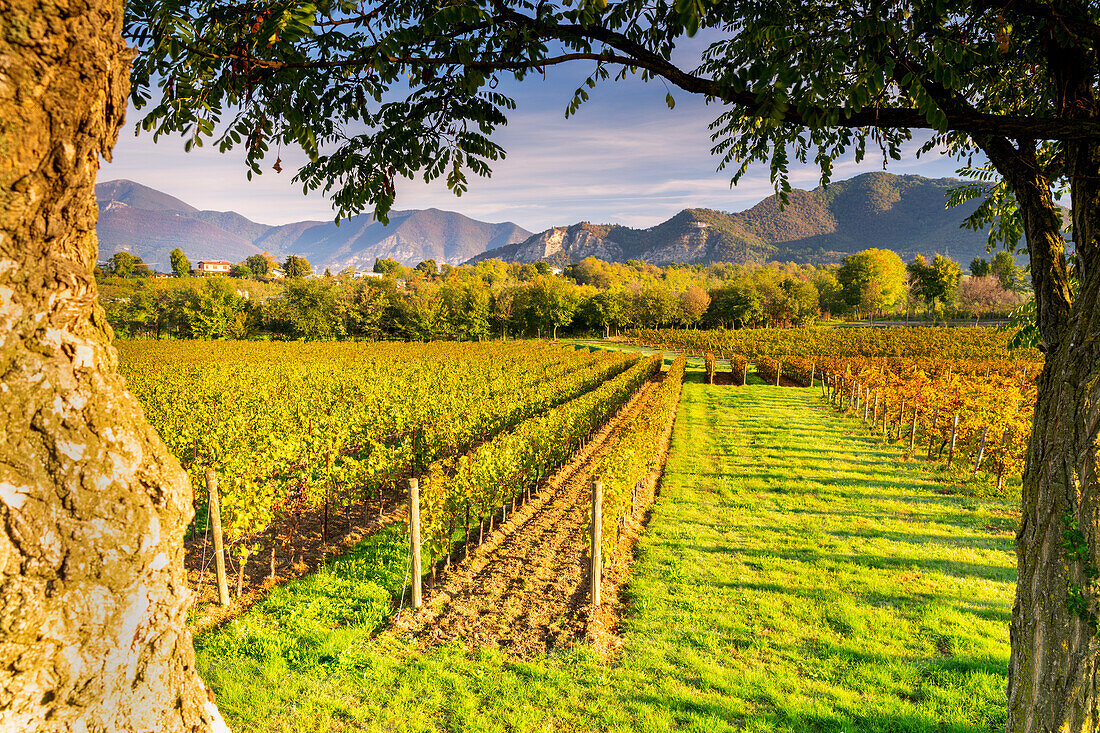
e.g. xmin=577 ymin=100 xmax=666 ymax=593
xmin=282 ymin=255 xmax=312 ymax=279
xmin=245 ymin=253 xmax=271 ymax=278
xmin=909 ymin=254 xmax=963 ymax=323
xmin=528 ymin=275 xmax=581 ymax=339
xmin=106 ymin=250 xmax=152 ymax=277
xmin=170 ymin=247 xmax=191 ymax=276
xmin=678 ymin=285 xmax=711 ymax=327
xmin=836 ymin=249 xmax=907 ymax=319
xmin=958 ymin=275 xmax=1017 ymax=322
xmin=991 ymin=250 xmax=1021 ymax=291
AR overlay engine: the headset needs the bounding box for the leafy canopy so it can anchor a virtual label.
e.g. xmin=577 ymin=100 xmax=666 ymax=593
xmin=126 ymin=0 xmax=1100 ymax=225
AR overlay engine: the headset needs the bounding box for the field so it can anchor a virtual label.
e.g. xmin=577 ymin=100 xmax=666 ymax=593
xmin=192 ymin=371 xmax=1015 ymax=732
xmin=112 ymin=330 xmax=1023 ymax=730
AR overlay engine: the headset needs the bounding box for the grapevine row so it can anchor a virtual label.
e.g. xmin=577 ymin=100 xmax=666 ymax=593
xmin=417 ymin=354 xmax=664 ymax=575
xmin=118 ymin=341 xmax=638 ymax=574
xmin=591 ymin=354 xmax=687 ymax=557
xmin=631 ymin=326 xmax=1041 ymax=361
xmin=816 ymin=356 xmax=1035 ymax=489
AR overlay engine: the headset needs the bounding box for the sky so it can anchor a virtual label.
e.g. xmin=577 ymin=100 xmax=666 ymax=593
xmin=101 ymin=63 xmax=968 ymax=233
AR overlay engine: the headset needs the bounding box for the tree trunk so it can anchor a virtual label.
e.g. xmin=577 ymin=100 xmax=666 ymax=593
xmin=987 ymin=126 xmax=1100 ymax=729
xmin=0 ymin=0 xmax=226 ymax=730
xmin=1008 ymin=311 xmax=1100 ymax=732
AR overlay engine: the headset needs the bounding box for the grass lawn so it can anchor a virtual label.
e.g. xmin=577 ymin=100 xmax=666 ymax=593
xmin=197 ymin=372 xmax=1016 ymax=732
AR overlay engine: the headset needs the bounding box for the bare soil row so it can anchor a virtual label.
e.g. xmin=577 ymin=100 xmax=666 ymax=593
xmin=395 ymin=375 xmax=678 ymax=657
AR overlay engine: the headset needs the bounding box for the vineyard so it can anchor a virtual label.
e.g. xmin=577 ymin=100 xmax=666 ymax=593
xmin=631 ymin=326 xmax=1041 ymax=360
xmin=110 ymin=329 xmax=1033 ymax=732
xmin=629 ymin=326 xmax=1041 ymax=493
xmin=814 ymin=356 xmax=1036 ymax=490
xmin=117 ymin=341 xmax=652 ymax=599
xmin=191 ymin=349 xmax=1016 ymax=733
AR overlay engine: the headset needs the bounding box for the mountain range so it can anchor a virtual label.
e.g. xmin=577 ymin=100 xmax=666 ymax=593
xmin=95 ymin=180 xmax=532 ymax=271
xmin=468 ymin=173 xmax=999 ymax=267
xmin=96 ymin=172 xmax=1001 ymax=272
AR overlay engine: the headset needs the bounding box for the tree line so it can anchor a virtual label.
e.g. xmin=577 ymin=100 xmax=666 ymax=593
xmin=98 ymin=249 xmax=1028 ymax=341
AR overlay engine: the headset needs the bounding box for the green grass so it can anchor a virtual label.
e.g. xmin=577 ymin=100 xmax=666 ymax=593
xmin=197 ymin=374 xmax=1016 ymax=732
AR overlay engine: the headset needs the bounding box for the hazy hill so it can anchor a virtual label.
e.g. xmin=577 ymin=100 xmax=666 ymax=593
xmin=94 ymin=180 xmax=532 ymax=271
xmin=469 ymin=173 xmax=1001 ymax=267
xmin=95 ymin=179 xmax=198 ymax=214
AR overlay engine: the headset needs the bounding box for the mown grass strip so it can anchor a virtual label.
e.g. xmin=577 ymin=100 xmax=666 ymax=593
xmin=197 ymin=375 xmax=1015 ymax=732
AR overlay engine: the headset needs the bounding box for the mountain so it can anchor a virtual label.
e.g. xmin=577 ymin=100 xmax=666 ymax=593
xmin=468 ymin=173 xmax=1007 ymax=267
xmin=95 ymin=179 xmax=198 ymax=214
xmin=94 ymin=180 xmax=533 ymax=271
xmin=96 ymin=201 xmax=265 ymax=269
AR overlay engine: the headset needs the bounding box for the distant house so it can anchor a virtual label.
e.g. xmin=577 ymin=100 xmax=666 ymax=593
xmin=550 ymin=267 xmax=564 ymax=276
xmin=197 ymin=260 xmax=231 ymax=275
xmin=358 ymin=271 xmax=384 ymax=280
xmin=270 ymin=269 xmax=286 ymax=280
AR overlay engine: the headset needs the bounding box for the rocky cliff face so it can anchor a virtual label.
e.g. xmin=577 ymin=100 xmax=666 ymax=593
xmin=470 ymin=213 xmax=764 ymax=266
xmin=469 ymin=172 xmax=999 ymax=267
xmin=497 ymin=226 xmax=626 ymax=265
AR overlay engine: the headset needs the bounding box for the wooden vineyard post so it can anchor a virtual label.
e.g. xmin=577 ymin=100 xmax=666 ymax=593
xmin=947 ymin=414 xmax=959 ymax=466
xmin=590 ymin=481 xmax=603 ymax=610
xmin=205 ymin=469 xmax=230 ymax=607
xmin=820 ymin=371 xmax=827 ymax=398
xmin=881 ymin=399 xmax=888 ymax=436
xmin=809 ymin=363 xmax=815 ymax=390
xmin=928 ymin=411 xmax=940 ymax=460
xmin=862 ymin=388 xmax=870 ymax=424
xmin=974 ymin=426 xmax=989 ymax=473
xmin=908 ymin=409 xmax=918 ymax=453
xmin=873 ymin=390 xmax=880 ymax=427
xmin=408 ymin=478 xmax=423 ymax=609
xmin=775 ymin=361 xmax=781 ymax=386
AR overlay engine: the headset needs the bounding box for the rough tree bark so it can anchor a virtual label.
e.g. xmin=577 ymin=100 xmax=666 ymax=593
xmin=982 ymin=23 xmax=1100 ymax=728
xmin=0 ymin=0 xmax=228 ymax=730
xmin=989 ymin=144 xmax=1100 ymax=732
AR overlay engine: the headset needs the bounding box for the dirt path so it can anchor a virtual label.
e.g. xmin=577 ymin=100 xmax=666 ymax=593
xmin=396 ymin=378 xmax=673 ymax=657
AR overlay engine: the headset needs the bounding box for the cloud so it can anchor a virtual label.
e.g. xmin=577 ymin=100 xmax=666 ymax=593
xmin=102 ymin=77 xmax=974 ymax=232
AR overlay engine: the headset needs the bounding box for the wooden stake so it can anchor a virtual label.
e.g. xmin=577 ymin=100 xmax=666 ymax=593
xmin=947 ymin=414 xmax=959 ymax=466
xmin=205 ymin=469 xmax=230 ymax=607
xmin=408 ymin=478 xmax=422 ymax=609
xmin=928 ymin=410 xmax=940 ymax=459
xmin=591 ymin=481 xmax=603 ymax=610
xmin=974 ymin=426 xmax=989 ymax=472
xmin=909 ymin=409 xmax=918 ymax=453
